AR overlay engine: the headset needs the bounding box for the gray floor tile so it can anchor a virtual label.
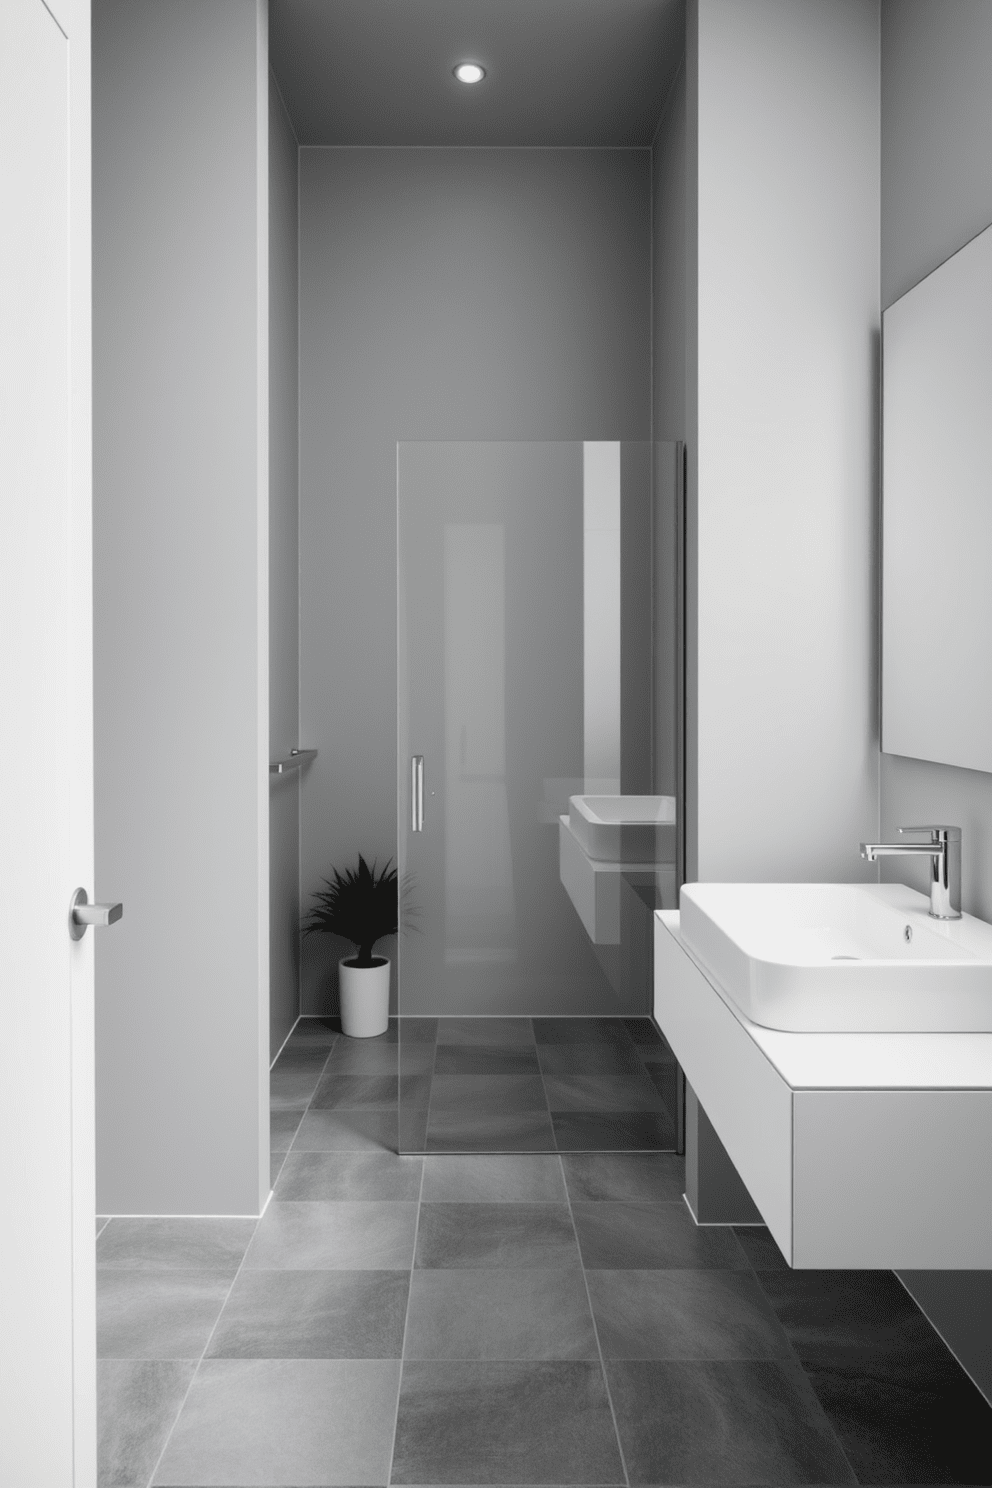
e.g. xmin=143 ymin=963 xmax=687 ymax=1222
xmin=532 ymin=1017 xmax=633 ymax=1046
xmin=398 ymin=1017 xmax=439 ymax=1043
xmin=271 ymin=1107 xmax=308 ymax=1153
xmin=152 ymin=1358 xmax=401 ymax=1486
xmin=421 ymin=1155 xmax=566 ymax=1203
xmin=606 ymin=1358 xmax=857 ymax=1485
xmin=426 ymin=1074 xmax=547 ymax=1115
xmin=416 ymin=1203 xmax=580 ymax=1269
xmin=587 ymin=1268 xmax=794 ymax=1360
xmin=270 ymin=1152 xmax=286 ymax=1189
xmin=326 ymin=1041 xmax=401 ymax=1074
xmin=311 ymin=1074 xmax=399 ymax=1111
xmin=288 ymin=1017 xmax=340 ymax=1043
xmin=391 ymin=1359 xmax=624 ymax=1484
xmin=97 ymin=1215 xmax=110 ymax=1238
xmin=207 ymin=1269 xmax=409 ymax=1359
xmin=551 ymin=1110 xmax=676 ymax=1151
xmin=405 ymin=1267 xmax=597 ymax=1360
xmin=98 ymin=1270 xmax=232 ymax=1360
xmin=292 ymin=1108 xmax=398 ymax=1152
xmin=424 ymin=1108 xmax=556 ymax=1153
xmin=560 ymin=1152 xmax=686 ymax=1203
xmin=435 ymin=1017 xmax=535 ymax=1046
xmin=271 ymin=1040 xmax=332 ymax=1073
xmin=97 ymin=1218 xmax=257 ymax=1274
xmin=270 ymin=1067 xmax=324 ymax=1111
xmin=275 ymin=1151 xmax=423 ymax=1201
xmin=543 ymin=1072 xmax=665 ymax=1113
xmin=733 ymin=1222 xmax=791 ymax=1270
xmin=433 ymin=1045 xmax=541 ymax=1076
xmin=98 ymin=1358 xmax=195 ymax=1488
xmin=244 ymin=1201 xmax=418 ymax=1270
xmin=571 ymin=1202 xmax=748 ymax=1270
xmin=536 ymin=1044 xmax=646 ymax=1078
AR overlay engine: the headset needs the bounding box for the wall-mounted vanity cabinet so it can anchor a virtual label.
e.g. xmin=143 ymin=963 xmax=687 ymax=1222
xmin=655 ymin=911 xmax=992 ymax=1268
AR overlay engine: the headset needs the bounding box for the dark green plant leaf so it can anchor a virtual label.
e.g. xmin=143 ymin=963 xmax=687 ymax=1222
xmin=302 ymin=855 xmax=398 ymax=968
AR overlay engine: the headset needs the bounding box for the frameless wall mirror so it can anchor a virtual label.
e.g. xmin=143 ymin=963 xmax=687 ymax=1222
xmin=882 ymin=219 xmax=992 ymax=772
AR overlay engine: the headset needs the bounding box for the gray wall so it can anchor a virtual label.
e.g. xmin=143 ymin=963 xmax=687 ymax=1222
xmin=689 ymin=0 xmax=880 ymax=884
xmin=268 ymin=72 xmax=301 ymax=1058
xmin=93 ymin=0 xmax=269 ymax=1216
xmin=298 ymin=146 xmax=652 ymax=1012
xmin=651 ymin=62 xmax=687 ymax=802
xmin=880 ymin=0 xmax=992 ymax=1405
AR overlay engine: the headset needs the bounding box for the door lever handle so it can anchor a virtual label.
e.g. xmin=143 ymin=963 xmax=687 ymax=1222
xmin=411 ymin=755 xmax=424 ymax=833
xmin=69 ymin=887 xmax=123 ymax=941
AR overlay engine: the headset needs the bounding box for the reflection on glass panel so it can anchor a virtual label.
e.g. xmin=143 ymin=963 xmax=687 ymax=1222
xmin=397 ymin=441 xmax=683 ymax=1155
xmin=444 ymin=523 xmax=515 ymax=966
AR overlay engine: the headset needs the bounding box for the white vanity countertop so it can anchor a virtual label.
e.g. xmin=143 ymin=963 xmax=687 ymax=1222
xmin=657 ymin=910 xmax=992 ymax=1090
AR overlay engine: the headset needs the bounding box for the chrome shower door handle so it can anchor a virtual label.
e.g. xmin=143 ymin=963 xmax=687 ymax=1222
xmin=411 ymin=755 xmax=424 ymax=832
xmin=69 ymin=886 xmax=124 ymax=940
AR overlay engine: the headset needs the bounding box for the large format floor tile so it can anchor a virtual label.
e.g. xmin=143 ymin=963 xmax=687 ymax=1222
xmin=310 ymin=1073 xmax=399 ymax=1111
xmin=391 ymin=1359 xmax=625 ymax=1484
xmin=433 ymin=1044 xmax=542 ymax=1076
xmin=802 ymin=1357 xmax=992 ymax=1484
xmin=424 ymin=1107 xmax=556 ymax=1153
xmin=606 ymin=1358 xmax=857 ymax=1485
xmin=435 ymin=1017 xmax=535 ymax=1046
xmin=292 ymin=1108 xmax=398 ymax=1152
xmin=551 ymin=1110 xmax=675 ymax=1150
xmin=207 ymin=1269 xmax=409 ymax=1359
xmin=587 ymin=1268 xmax=793 ymax=1360
xmin=572 ymin=1201 xmax=747 ymax=1270
xmin=97 ymin=1270 xmax=231 ymax=1360
xmin=98 ymin=1359 xmax=196 ymax=1488
xmin=560 ymin=1151 xmax=685 ymax=1203
xmin=274 ymin=1150 xmax=422 ymax=1201
xmin=420 ymin=1154 xmax=566 ymax=1203
xmin=152 ymin=1358 xmax=401 ymax=1486
xmin=543 ymin=1071 xmax=666 ymax=1113
xmin=404 ymin=1267 xmax=597 ymax=1360
xmin=415 ymin=1203 xmax=580 ymax=1269
xmin=532 ymin=1017 xmax=632 ymax=1045
xmin=243 ymin=1201 xmax=417 ymax=1270
xmin=754 ymin=1267 xmax=954 ymax=1366
xmin=97 ymin=1218 xmax=256 ymax=1274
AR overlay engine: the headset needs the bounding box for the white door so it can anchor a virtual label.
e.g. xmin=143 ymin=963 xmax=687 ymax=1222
xmin=0 ymin=0 xmax=96 ymax=1483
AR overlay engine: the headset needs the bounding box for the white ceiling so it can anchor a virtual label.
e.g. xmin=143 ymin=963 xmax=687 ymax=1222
xmin=269 ymin=0 xmax=685 ymax=147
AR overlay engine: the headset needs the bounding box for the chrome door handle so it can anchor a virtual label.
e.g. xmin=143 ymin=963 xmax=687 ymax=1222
xmin=411 ymin=755 xmax=424 ymax=833
xmin=69 ymin=887 xmax=123 ymax=941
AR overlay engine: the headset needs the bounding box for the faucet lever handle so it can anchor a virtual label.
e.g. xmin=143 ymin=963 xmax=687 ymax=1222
xmin=898 ymin=825 xmax=961 ymax=842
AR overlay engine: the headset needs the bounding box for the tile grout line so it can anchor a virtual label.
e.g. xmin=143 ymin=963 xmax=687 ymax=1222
xmin=559 ymin=1154 xmax=631 ymax=1488
xmin=138 ymin=1028 xmax=338 ymax=1488
xmin=139 ymin=1221 xmax=262 ymax=1488
xmin=736 ymin=1239 xmax=861 ymax=1486
xmin=385 ymin=1145 xmax=427 ymax=1486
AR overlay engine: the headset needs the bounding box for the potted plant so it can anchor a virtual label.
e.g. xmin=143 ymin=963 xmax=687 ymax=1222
xmin=302 ymin=856 xmax=398 ymax=1038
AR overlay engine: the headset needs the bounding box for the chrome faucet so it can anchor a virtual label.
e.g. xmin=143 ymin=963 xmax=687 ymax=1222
xmin=860 ymin=825 xmax=962 ymax=920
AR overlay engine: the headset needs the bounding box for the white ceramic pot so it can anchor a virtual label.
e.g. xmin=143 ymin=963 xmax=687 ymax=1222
xmin=338 ymin=956 xmax=390 ymax=1038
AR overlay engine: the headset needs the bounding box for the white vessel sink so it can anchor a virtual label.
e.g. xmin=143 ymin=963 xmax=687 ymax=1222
xmin=567 ymin=794 xmax=676 ymax=863
xmin=679 ymin=881 xmax=992 ymax=1032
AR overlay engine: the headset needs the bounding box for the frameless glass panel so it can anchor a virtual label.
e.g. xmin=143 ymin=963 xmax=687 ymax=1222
xmin=397 ymin=441 xmax=683 ymax=1153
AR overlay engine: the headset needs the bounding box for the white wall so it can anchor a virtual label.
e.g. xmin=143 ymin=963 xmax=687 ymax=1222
xmin=880 ymin=0 xmax=992 ymax=1405
xmin=298 ymin=147 xmax=652 ymax=1012
xmin=268 ymin=72 xmax=300 ymax=1057
xmin=93 ymin=0 xmax=269 ymax=1216
xmin=690 ymin=0 xmax=880 ymax=883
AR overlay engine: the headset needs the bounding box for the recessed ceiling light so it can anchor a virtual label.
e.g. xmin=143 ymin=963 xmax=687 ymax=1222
xmin=453 ymin=62 xmax=486 ymax=85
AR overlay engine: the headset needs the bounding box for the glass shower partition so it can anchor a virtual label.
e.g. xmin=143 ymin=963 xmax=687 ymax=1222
xmin=397 ymin=441 xmax=683 ymax=1154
